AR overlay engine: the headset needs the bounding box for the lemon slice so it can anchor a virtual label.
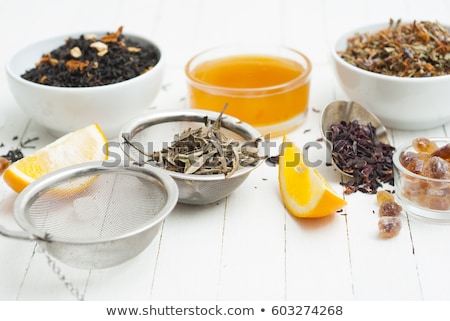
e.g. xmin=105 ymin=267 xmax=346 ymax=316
xmin=278 ymin=135 xmax=347 ymax=218
xmin=3 ymin=123 xmax=108 ymax=193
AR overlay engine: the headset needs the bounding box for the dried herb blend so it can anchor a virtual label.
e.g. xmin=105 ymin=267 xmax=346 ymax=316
xmin=326 ymin=120 xmax=395 ymax=194
xmin=123 ymin=113 xmax=262 ymax=177
xmin=339 ymin=19 xmax=450 ymax=77
xmin=22 ymin=26 xmax=159 ymax=87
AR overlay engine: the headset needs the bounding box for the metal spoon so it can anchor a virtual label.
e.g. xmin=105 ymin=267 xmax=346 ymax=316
xmin=319 ymin=100 xmax=392 ymax=177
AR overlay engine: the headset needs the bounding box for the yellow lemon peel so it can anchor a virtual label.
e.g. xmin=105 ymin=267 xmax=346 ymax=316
xmin=278 ymin=135 xmax=347 ymax=218
xmin=3 ymin=123 xmax=108 ymax=193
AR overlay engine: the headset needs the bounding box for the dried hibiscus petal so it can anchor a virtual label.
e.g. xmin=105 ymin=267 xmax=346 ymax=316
xmin=326 ymin=120 xmax=395 ymax=194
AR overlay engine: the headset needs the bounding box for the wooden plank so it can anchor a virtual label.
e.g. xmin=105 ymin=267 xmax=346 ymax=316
xmin=150 ymin=203 xmax=225 ymax=300
xmin=14 ymin=246 xmax=90 ymax=301
xmin=285 ymin=208 xmax=354 ymax=299
xmin=218 ymin=165 xmax=286 ymax=300
xmin=3 ymin=0 xmax=450 ymax=302
xmin=391 ymin=126 xmax=450 ymax=300
xmin=197 ymin=0 xmax=283 ymax=47
xmin=408 ymin=220 xmax=450 ymax=299
xmin=344 ymin=192 xmax=422 ymax=299
xmin=282 ymin=0 xmax=330 ymax=64
xmin=152 ymin=0 xmax=204 ymax=66
xmin=284 ymin=63 xmax=354 ymax=299
xmin=85 ymin=238 xmax=161 ymax=300
xmin=0 ymin=132 xmax=42 ymax=300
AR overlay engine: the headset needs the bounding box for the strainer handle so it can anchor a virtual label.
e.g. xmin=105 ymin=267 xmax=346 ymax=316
xmin=0 ymin=225 xmax=37 ymax=241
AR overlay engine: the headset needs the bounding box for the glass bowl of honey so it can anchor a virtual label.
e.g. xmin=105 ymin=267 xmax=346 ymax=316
xmin=185 ymin=45 xmax=312 ymax=136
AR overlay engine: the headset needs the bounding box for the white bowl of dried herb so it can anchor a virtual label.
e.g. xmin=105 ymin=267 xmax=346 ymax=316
xmin=118 ymin=108 xmax=265 ymax=205
xmin=332 ymin=19 xmax=450 ymax=130
xmin=6 ymin=26 xmax=164 ymax=138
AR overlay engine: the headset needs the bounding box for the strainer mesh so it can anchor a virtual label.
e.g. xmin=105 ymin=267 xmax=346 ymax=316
xmin=23 ymin=171 xmax=168 ymax=241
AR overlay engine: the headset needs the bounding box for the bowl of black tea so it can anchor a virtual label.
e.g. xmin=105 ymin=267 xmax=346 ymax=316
xmin=6 ymin=26 xmax=165 ymax=138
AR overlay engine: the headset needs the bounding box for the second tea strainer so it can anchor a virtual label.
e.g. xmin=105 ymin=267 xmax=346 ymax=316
xmin=0 ymin=161 xmax=178 ymax=270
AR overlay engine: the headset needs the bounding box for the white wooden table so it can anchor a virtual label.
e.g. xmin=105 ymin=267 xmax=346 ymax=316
xmin=1 ymin=0 xmax=450 ymax=303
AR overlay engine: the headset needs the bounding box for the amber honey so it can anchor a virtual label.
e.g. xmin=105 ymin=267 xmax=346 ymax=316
xmin=186 ymin=48 xmax=311 ymax=136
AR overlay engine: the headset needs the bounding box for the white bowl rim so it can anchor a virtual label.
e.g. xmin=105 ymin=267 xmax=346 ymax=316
xmin=332 ymin=20 xmax=450 ymax=82
xmin=5 ymin=30 xmax=164 ymax=91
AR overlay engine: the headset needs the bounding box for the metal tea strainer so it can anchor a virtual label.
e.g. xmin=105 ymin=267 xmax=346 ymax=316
xmin=118 ymin=109 xmax=265 ymax=205
xmin=0 ymin=161 xmax=178 ymax=270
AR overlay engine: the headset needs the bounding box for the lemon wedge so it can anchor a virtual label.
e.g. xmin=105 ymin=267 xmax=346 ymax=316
xmin=278 ymin=135 xmax=347 ymax=218
xmin=3 ymin=123 xmax=108 ymax=193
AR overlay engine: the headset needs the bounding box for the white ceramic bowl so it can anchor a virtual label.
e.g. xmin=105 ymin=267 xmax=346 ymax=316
xmin=332 ymin=22 xmax=450 ymax=130
xmin=6 ymin=31 xmax=165 ymax=138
